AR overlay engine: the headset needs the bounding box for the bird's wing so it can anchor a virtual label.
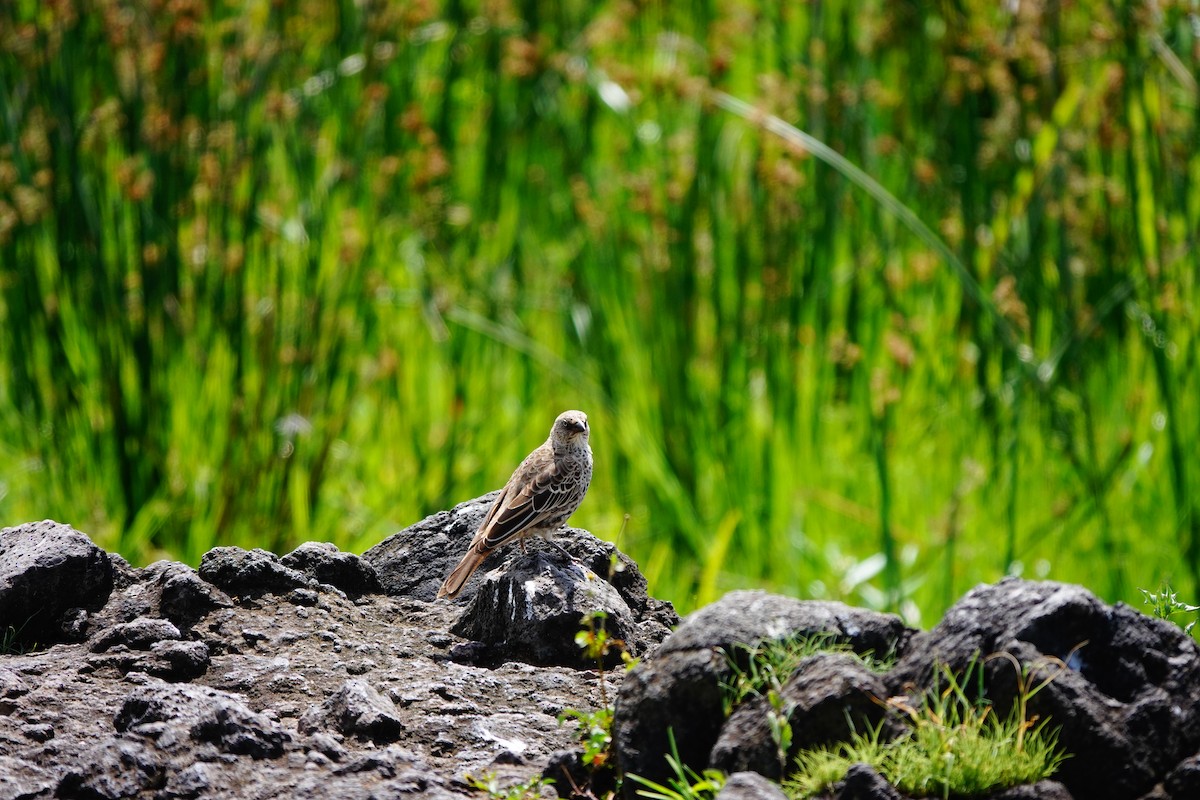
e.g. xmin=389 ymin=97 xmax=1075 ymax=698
xmin=475 ymin=461 xmax=570 ymax=553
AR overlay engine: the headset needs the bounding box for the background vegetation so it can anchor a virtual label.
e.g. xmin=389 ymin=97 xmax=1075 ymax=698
xmin=2 ymin=0 xmax=1197 ymax=623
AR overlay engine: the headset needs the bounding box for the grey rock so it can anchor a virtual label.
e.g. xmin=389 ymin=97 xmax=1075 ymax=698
xmin=615 ymin=647 xmax=730 ymax=795
xmin=303 ymin=679 xmax=405 ymax=743
xmin=199 ymin=546 xmax=313 ymax=598
xmin=0 ymin=756 xmax=53 ymax=800
xmin=887 ymin=578 xmax=1200 ymax=800
xmin=166 ymin=762 xmax=216 ymax=798
xmin=282 ymin=542 xmax=381 ymax=598
xmin=1164 ymin=754 xmax=1200 ymax=798
xmin=56 ymin=739 xmax=163 ymax=800
xmin=363 ymin=493 xmax=498 ymax=601
xmin=369 ymin=493 xmax=677 ymax=669
xmin=987 ymin=781 xmax=1075 ymax=799
xmin=710 ymin=653 xmax=892 ymax=780
xmin=718 ymin=772 xmax=790 ymax=800
xmin=114 ymin=680 xmax=288 ymax=758
xmin=450 ymin=550 xmax=639 ymax=668
xmin=830 ymin=763 xmax=903 ymax=800
xmin=152 ymin=561 xmax=233 ymax=628
xmin=660 ymin=591 xmax=910 ymax=657
xmin=0 ymin=520 xmax=114 ymax=647
xmin=0 ymin=667 xmax=28 ymax=699
xmin=90 ymin=616 xmax=181 ymax=652
xmin=0 ymin=516 xmax=637 ymax=799
xmin=614 ymin=592 xmax=911 ymax=792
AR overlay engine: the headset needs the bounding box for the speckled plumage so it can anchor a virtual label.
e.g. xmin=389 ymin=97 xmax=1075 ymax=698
xmin=437 ymin=410 xmax=593 ymax=599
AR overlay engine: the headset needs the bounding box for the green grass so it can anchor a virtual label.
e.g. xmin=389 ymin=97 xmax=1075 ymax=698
xmin=1 ymin=0 xmax=1198 ymax=621
xmin=720 ymin=633 xmax=893 ymax=714
xmin=784 ymin=660 xmax=1068 ymax=799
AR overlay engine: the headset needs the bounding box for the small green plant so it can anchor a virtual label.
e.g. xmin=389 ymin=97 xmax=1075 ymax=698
xmin=556 ymin=605 xmax=638 ymax=790
xmin=559 ymin=706 xmax=615 ymax=771
xmin=0 ymin=622 xmax=34 ymax=656
xmin=784 ymin=657 xmax=1069 ymax=799
xmin=1140 ymin=583 xmax=1200 ymax=634
xmin=464 ymin=772 xmax=554 ymax=800
xmin=719 ymin=632 xmax=893 ymax=714
xmin=628 ymin=730 xmax=726 ymax=800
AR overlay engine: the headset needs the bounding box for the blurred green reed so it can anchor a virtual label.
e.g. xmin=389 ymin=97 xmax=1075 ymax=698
xmin=1 ymin=0 xmax=1197 ymax=622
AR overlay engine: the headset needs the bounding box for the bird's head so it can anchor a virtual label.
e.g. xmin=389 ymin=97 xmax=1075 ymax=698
xmin=551 ymin=410 xmax=589 ymax=446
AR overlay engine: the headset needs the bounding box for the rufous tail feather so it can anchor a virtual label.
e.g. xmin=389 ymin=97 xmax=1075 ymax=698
xmin=436 ymin=549 xmax=488 ymax=599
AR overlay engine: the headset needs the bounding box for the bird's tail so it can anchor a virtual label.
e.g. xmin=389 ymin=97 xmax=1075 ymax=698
xmin=436 ymin=548 xmax=488 ymax=599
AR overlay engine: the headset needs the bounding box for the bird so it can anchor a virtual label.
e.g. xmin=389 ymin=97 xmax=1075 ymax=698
xmin=436 ymin=409 xmax=593 ymax=600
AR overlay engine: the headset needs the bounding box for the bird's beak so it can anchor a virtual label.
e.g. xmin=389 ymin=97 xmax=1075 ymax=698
xmin=568 ymin=419 xmax=587 ymax=433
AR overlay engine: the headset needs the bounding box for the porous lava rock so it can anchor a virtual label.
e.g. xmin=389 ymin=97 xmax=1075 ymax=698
xmin=0 ymin=520 xmax=114 ymax=648
xmin=615 ymin=579 xmax=1200 ymax=800
xmin=4 ymin=508 xmax=1200 ymax=800
xmin=0 ymin=501 xmax=665 ymax=799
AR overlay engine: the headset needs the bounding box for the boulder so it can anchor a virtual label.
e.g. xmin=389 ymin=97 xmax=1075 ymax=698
xmin=614 ymin=591 xmax=911 ymax=791
xmin=0 ymin=520 xmax=114 ymax=647
xmin=887 ymin=579 xmax=1200 ymax=800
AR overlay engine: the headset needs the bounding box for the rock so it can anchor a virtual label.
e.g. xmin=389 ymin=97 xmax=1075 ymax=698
xmin=90 ymin=616 xmax=181 ymax=652
xmin=987 ymin=781 xmax=1075 ymax=799
xmin=56 ymin=740 xmax=163 ymax=800
xmin=1165 ymin=754 xmax=1200 ymax=798
xmin=830 ymin=763 xmax=903 ymax=800
xmin=152 ymin=561 xmax=233 ymax=629
xmin=614 ymin=591 xmax=911 ymax=792
xmin=363 ymin=493 xmax=678 ymax=628
xmin=115 ymin=680 xmax=289 ymax=758
xmin=717 ymin=772 xmax=790 ymax=800
xmin=302 ymin=679 xmax=405 ymax=743
xmin=887 ymin=579 xmax=1200 ymax=800
xmin=363 ymin=492 xmax=498 ymax=601
xmin=6 ymin=516 xmax=1198 ymax=800
xmin=449 ymin=550 xmax=639 ymax=668
xmin=0 ymin=518 xmax=616 ymax=798
xmin=367 ymin=493 xmax=678 ymax=669
xmin=282 ymin=542 xmax=382 ymax=598
xmin=198 ymin=546 xmax=313 ymax=598
xmin=0 ymin=520 xmax=114 ymax=647
xmin=709 ymin=653 xmax=892 ymax=780
xmin=0 ymin=756 xmax=54 ymax=800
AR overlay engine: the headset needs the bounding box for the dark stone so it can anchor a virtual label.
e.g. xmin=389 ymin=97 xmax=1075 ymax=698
xmin=282 ymin=542 xmax=381 ymax=598
xmin=614 ymin=591 xmax=911 ymax=793
xmin=302 ymin=679 xmax=405 ymax=743
xmin=0 ymin=520 xmax=114 ymax=647
xmin=0 ymin=756 xmax=54 ymax=798
xmin=152 ymin=561 xmax=233 ymax=629
xmin=834 ymin=764 xmax=903 ymax=800
xmin=710 ymin=654 xmax=893 ymax=780
xmin=56 ymin=740 xmax=164 ymax=799
xmin=363 ymin=493 xmax=499 ymax=601
xmin=115 ymin=680 xmax=288 ymax=758
xmin=449 ymin=549 xmax=640 ymax=668
xmin=198 ymin=546 xmax=312 ymax=598
xmin=659 ymin=591 xmax=910 ymax=659
xmin=1165 ymin=754 xmax=1200 ymax=798
xmin=614 ymin=648 xmax=730 ymax=795
xmin=90 ymin=617 xmax=181 ymax=652
xmin=716 ymin=772 xmax=790 ymax=800
xmin=887 ymin=579 xmax=1200 ymax=800
xmin=986 ymin=781 xmax=1075 ymax=799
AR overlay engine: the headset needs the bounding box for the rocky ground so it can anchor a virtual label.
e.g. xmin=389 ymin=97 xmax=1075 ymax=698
xmin=2 ymin=498 xmax=1200 ymax=800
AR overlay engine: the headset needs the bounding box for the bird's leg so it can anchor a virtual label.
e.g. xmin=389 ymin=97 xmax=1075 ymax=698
xmin=519 ymin=538 xmax=527 ymax=554
xmin=546 ymin=536 xmax=585 ymax=570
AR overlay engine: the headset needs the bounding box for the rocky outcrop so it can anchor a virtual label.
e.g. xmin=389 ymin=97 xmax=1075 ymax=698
xmin=3 ymin=507 xmax=1199 ymax=800
xmin=0 ymin=505 xmax=672 ymax=799
xmin=614 ymin=579 xmax=1200 ymax=800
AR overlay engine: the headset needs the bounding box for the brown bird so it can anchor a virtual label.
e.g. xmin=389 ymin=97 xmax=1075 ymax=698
xmin=437 ymin=410 xmax=593 ymax=600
